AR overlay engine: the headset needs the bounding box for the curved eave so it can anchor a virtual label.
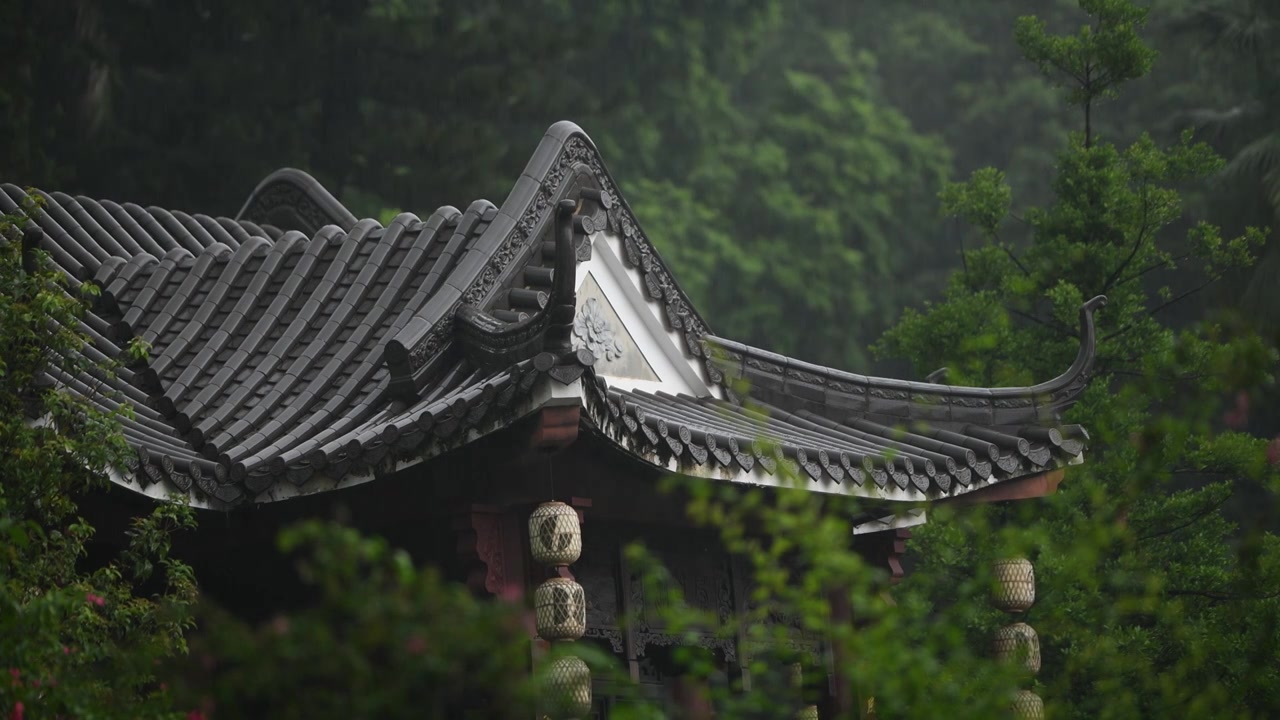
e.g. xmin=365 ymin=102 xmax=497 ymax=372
xmin=111 ymin=370 xmax=580 ymax=510
xmin=580 ymin=374 xmax=1086 ymax=503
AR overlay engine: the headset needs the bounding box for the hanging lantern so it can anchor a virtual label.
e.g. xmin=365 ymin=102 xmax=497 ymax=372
xmin=529 ymin=502 xmax=582 ymax=566
xmin=796 ymin=705 xmax=820 ymax=720
xmin=789 ymin=662 xmax=804 ymax=690
xmin=1011 ymin=690 xmax=1044 ymax=720
xmin=543 ymin=655 xmax=592 ymax=719
xmin=993 ymin=622 xmax=1041 ymax=674
xmin=992 ymin=558 xmax=1036 ymax=612
xmin=535 ymin=577 xmax=587 ymax=641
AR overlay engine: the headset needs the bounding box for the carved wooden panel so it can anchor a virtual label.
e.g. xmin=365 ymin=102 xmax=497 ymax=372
xmin=742 ymin=596 xmax=825 ymax=660
xmin=577 ymin=526 xmax=624 ymax=653
xmin=625 ymin=529 xmax=737 ymax=660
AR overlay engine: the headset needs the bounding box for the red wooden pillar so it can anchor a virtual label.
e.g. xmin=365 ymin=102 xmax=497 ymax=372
xmin=672 ymin=676 xmax=715 ymax=720
xmin=827 ymin=527 xmax=913 ymax=718
xmin=827 ymin=587 xmax=855 ymax=718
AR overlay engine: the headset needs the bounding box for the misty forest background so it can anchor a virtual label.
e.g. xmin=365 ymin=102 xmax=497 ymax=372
xmin=6 ymin=1 xmax=1280 ymax=718
xmin=6 ymin=0 xmax=1279 ymax=374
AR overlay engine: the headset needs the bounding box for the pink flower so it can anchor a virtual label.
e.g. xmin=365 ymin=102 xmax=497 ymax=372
xmin=61 ymin=646 xmax=71 ymax=655
xmin=7 ymin=669 xmax=18 ymax=679
xmin=11 ymin=702 xmax=24 ymax=720
xmin=187 ymin=710 xmax=207 ymax=720
xmin=1267 ymin=436 xmax=1280 ymax=466
xmin=85 ymin=593 xmax=105 ymax=607
xmin=405 ymin=635 xmax=427 ymax=656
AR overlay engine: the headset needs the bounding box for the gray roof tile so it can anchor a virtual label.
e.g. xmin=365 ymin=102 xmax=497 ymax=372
xmin=10 ymin=123 xmax=1096 ymax=507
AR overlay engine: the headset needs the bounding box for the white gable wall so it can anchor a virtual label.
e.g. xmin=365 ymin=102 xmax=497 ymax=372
xmin=572 ymin=230 xmax=721 ymax=399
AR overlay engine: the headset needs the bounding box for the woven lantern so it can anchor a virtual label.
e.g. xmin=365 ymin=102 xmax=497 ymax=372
xmin=535 ymin=577 xmax=587 ymax=641
xmin=529 ymin=501 xmax=582 ymax=566
xmin=993 ymin=622 xmax=1041 ymax=674
xmin=789 ymin=662 xmax=804 ymax=690
xmin=796 ymin=705 xmax=820 ymax=720
xmin=992 ymin=558 xmax=1036 ymax=612
xmin=544 ymin=655 xmax=592 ymax=719
xmin=1011 ymin=690 xmax=1045 ymax=720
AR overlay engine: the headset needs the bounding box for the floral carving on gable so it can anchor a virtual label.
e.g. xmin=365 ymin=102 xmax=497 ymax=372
xmin=574 ymin=297 xmax=623 ymax=363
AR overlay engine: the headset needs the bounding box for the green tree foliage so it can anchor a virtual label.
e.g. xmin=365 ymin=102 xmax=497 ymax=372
xmin=1178 ymin=0 xmax=1280 ymax=217
xmin=877 ymin=1 xmax=1280 ymax=716
xmin=1 ymin=0 xmax=951 ymax=370
xmin=167 ymin=522 xmax=538 ymax=720
xmin=1172 ymin=0 xmax=1280 ymax=329
xmin=5 ymin=1 xmax=1280 ymax=716
xmin=846 ymin=0 xmax=1079 ymax=211
xmin=627 ymin=26 xmax=951 ymax=367
xmin=610 ymin=475 xmax=1031 ymax=720
xmin=0 ymin=202 xmax=198 ymax=718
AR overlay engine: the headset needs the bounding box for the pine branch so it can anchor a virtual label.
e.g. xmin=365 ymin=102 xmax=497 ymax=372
xmin=999 ymin=244 xmax=1033 ymax=277
xmin=1102 ymin=275 xmax=1223 ymax=342
xmin=1007 ymin=307 xmax=1075 ymax=339
xmin=1166 ymin=588 xmax=1280 ymax=603
xmin=1101 ymin=181 xmax=1152 ymax=293
xmin=956 ymin=220 xmax=973 ymax=291
xmin=1114 ymin=252 xmax=1193 ymax=287
xmin=1137 ymin=491 xmax=1232 ymax=542
xmin=1147 ymin=276 xmax=1221 ymax=317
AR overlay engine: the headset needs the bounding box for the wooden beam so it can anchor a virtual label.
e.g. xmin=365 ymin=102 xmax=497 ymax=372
xmin=943 ymin=469 xmax=1065 ymax=507
xmin=527 ymin=404 xmax=581 ymax=453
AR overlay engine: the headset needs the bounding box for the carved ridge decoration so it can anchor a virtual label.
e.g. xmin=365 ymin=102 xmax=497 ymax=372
xmin=746 ymin=358 xmax=785 ymax=375
xmin=995 ymin=398 xmax=1036 ymax=408
xmin=404 ymin=134 xmax=713 ymax=376
xmin=454 ymin=196 xmax=583 ymax=374
xmin=237 ymin=169 xmax=357 ymax=234
xmin=827 ymin=380 xmax=862 ymax=394
xmin=242 ymin=182 xmax=327 ymax=232
xmin=786 ymin=368 xmax=825 ymax=385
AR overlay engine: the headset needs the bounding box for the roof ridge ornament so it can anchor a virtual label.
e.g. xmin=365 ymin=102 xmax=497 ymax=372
xmin=236 ymin=167 xmax=358 ymax=234
xmin=1052 ymin=295 xmax=1108 ymax=395
xmin=454 ymin=199 xmax=582 ymax=369
xmin=703 ymin=294 xmax=1107 ymax=424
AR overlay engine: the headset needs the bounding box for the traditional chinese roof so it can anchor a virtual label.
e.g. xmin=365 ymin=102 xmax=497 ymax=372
xmin=6 ymin=122 xmax=1102 ymax=509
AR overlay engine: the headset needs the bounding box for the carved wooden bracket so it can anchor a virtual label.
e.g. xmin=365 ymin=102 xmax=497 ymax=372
xmin=885 ymin=529 xmax=911 ymax=585
xmin=454 ymin=503 xmax=525 ymax=600
xmin=859 ymin=527 xmax=913 ymax=585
